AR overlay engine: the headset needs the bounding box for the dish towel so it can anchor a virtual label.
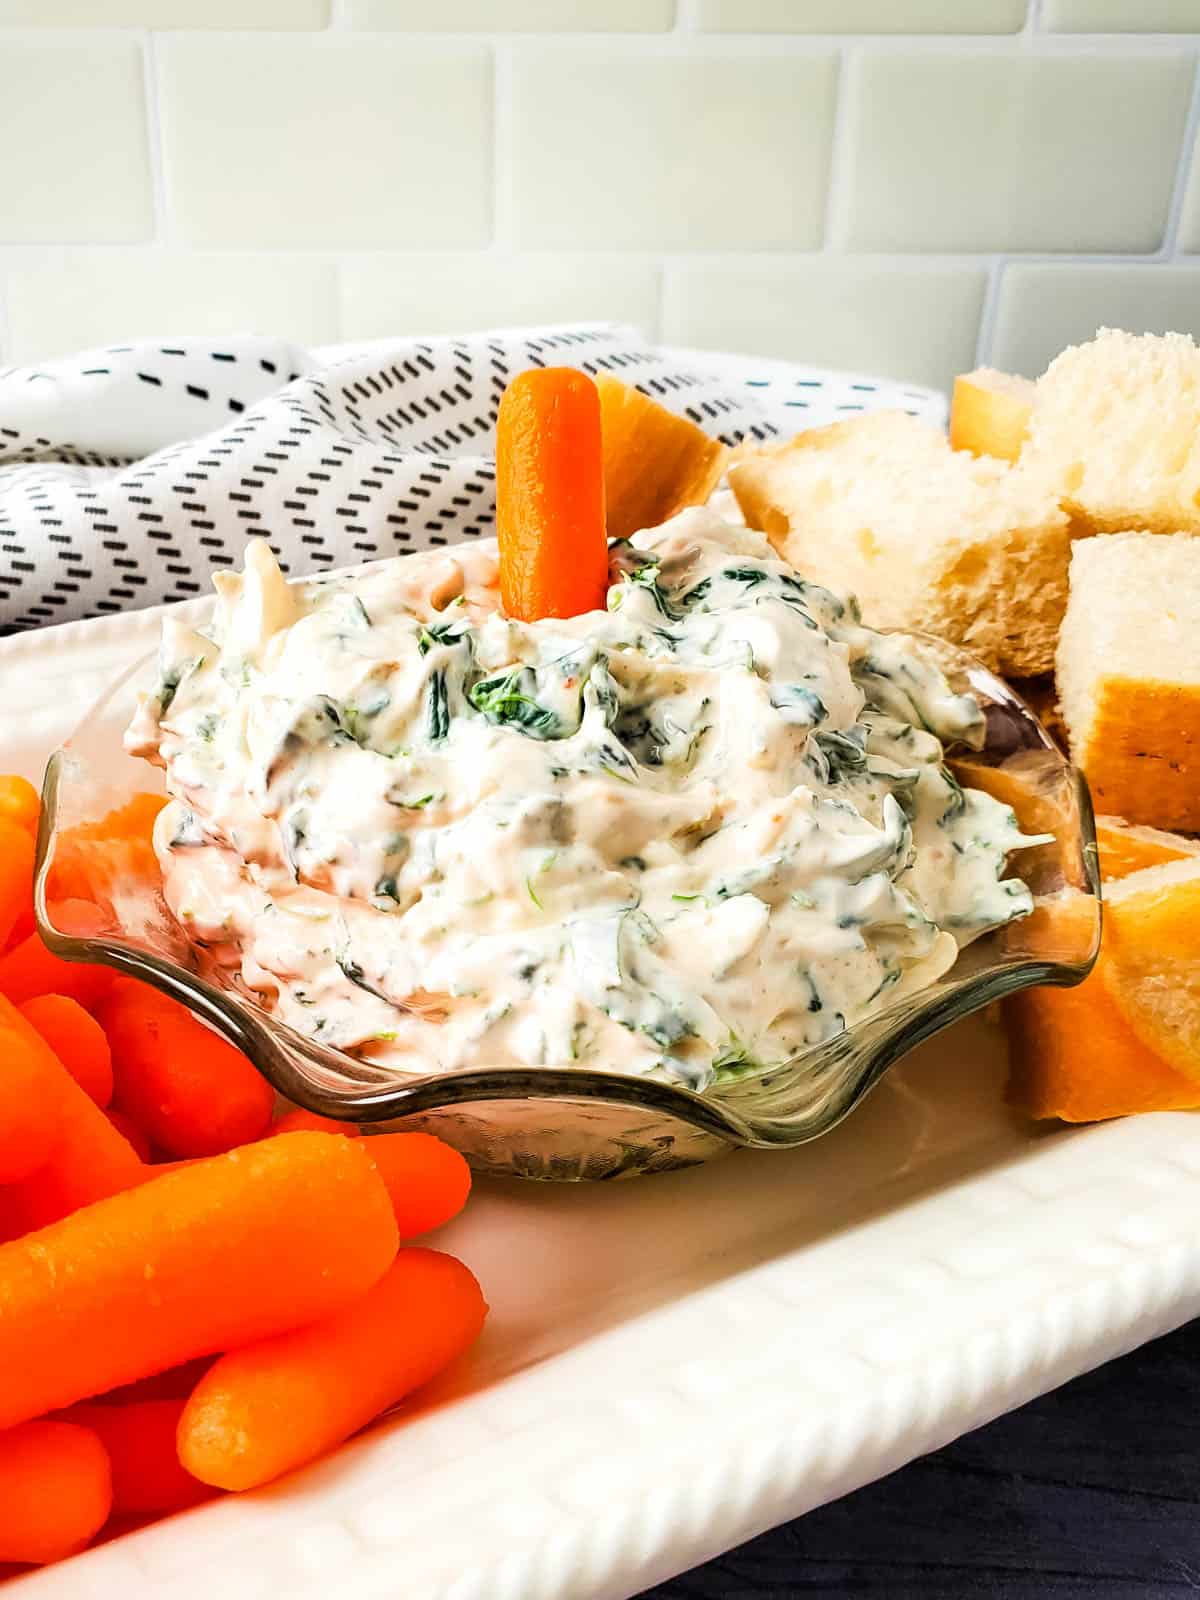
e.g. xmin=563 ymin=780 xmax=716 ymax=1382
xmin=0 ymin=323 xmax=940 ymax=632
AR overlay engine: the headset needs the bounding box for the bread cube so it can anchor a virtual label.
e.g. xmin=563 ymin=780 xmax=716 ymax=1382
xmin=1057 ymin=532 xmax=1200 ymax=830
xmin=728 ymin=410 xmax=1070 ymax=677
xmin=1024 ymin=327 xmax=1200 ymax=536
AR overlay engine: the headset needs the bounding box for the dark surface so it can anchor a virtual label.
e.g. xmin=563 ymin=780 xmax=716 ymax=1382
xmin=640 ymin=1318 xmax=1200 ymax=1599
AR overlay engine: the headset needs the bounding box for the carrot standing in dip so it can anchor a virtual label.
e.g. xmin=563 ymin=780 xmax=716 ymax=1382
xmin=496 ymin=367 xmax=609 ymax=622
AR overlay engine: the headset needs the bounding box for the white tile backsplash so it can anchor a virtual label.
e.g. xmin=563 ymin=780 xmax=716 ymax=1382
xmin=0 ymin=40 xmax=153 ymax=244
xmin=0 ymin=0 xmax=328 ymax=23
xmin=1177 ymin=132 xmax=1200 ymax=251
xmin=340 ymin=254 xmax=660 ymax=340
xmin=663 ymin=258 xmax=987 ymax=390
xmin=1042 ymin=0 xmax=1200 ymax=30
xmin=842 ymin=50 xmax=1194 ymax=253
xmin=159 ymin=37 xmax=492 ymax=247
xmin=991 ymin=262 xmax=1200 ymax=378
xmin=3 ymin=254 xmax=340 ymax=366
xmin=512 ymin=51 xmax=837 ymax=251
xmin=695 ymin=0 xmax=1026 ymax=33
xmin=347 ymin=0 xmax=673 ymax=29
xmin=1 ymin=14 xmax=1199 ymax=393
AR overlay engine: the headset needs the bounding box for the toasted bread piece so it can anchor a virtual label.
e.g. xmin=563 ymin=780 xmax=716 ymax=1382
xmin=596 ymin=373 xmax=727 ymax=543
xmin=1057 ymin=533 xmax=1200 ymax=830
xmin=1005 ymin=870 xmax=1200 ymax=1122
xmin=1095 ymin=815 xmax=1200 ymax=881
xmin=950 ymin=367 xmax=1034 ymax=463
xmin=1023 ymin=328 xmax=1200 ymax=536
xmin=728 ymin=410 xmax=1071 ymax=677
xmin=1103 ymin=859 xmax=1200 ymax=1084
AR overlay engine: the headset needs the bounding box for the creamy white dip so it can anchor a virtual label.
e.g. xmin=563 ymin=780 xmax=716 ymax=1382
xmin=126 ymin=508 xmax=1041 ymax=1091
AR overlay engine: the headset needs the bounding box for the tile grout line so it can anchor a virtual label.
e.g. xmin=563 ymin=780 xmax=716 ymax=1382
xmin=821 ymin=45 xmax=855 ymax=253
xmin=491 ymin=43 xmax=514 ymax=254
xmin=141 ymin=30 xmax=170 ymax=250
xmin=0 ymin=278 xmax=11 ymax=368
xmin=973 ymin=259 xmax=1006 ymax=369
xmin=1160 ymin=50 xmax=1200 ymax=258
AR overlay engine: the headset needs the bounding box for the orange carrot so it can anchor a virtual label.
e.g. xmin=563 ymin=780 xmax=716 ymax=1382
xmin=0 ymin=818 xmax=35 ymax=954
xmin=364 ymin=1133 xmax=472 ymax=1239
xmin=98 ymin=984 xmax=275 ymax=1158
xmin=0 ymin=992 xmax=142 ymax=1238
xmin=46 ymin=793 xmax=167 ymax=906
xmin=20 ymin=993 xmax=113 ymax=1107
xmin=0 ymin=898 xmax=113 ymax=1009
xmin=179 ymin=1248 xmax=486 ymax=1490
xmin=0 ymin=1421 xmax=112 ymax=1565
xmin=57 ymin=1400 xmax=214 ymax=1516
xmin=0 ymin=1132 xmax=398 ymax=1429
xmin=105 ymin=1108 xmax=152 ymax=1164
xmin=0 ymin=1026 xmax=65 ymax=1185
xmin=270 ymin=1107 xmax=359 ymax=1137
xmin=0 ymin=775 xmax=40 ymax=838
xmin=99 ymin=1356 xmax=215 ymax=1407
xmin=496 ymin=367 xmax=609 ymax=622
xmin=4 ymin=900 xmax=35 ymax=954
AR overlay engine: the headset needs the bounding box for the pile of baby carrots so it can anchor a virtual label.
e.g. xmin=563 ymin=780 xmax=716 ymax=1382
xmin=0 ymin=775 xmax=484 ymax=1571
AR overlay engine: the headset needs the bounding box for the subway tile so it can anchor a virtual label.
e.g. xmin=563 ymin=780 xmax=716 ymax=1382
xmin=513 ymin=52 xmax=836 ymax=251
xmin=0 ymin=41 xmax=153 ymax=245
xmin=696 ymin=0 xmax=1024 ymax=32
xmin=347 ymin=0 xmax=672 ymax=29
xmin=1042 ymin=0 xmax=1200 ymax=29
xmin=989 ymin=262 xmax=1200 ymax=379
xmin=842 ymin=50 xmax=1193 ymax=253
xmin=1179 ymin=137 xmax=1200 ymax=251
xmin=3 ymin=254 xmax=339 ymax=366
xmin=0 ymin=0 xmax=327 ymax=23
xmin=340 ymin=255 xmax=659 ymax=340
xmin=159 ymin=38 xmax=491 ymax=248
xmin=662 ymin=258 xmax=986 ymax=392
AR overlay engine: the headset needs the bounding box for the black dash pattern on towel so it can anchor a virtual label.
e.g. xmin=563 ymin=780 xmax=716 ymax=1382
xmin=0 ymin=325 xmax=781 ymax=631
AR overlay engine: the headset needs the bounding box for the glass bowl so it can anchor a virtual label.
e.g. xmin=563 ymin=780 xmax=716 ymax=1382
xmin=35 ymin=634 xmax=1100 ymax=1180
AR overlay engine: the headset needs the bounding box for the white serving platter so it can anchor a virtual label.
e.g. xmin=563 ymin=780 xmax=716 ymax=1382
xmin=6 ymin=372 xmax=1200 ymax=1600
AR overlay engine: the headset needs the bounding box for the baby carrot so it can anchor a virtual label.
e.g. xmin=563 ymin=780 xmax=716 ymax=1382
xmin=364 ymin=1133 xmax=472 ymax=1239
xmin=496 ymin=367 xmax=609 ymax=622
xmin=0 ymin=1421 xmax=112 ymax=1565
xmin=0 ymin=993 xmax=142 ymax=1238
xmin=99 ymin=1356 xmax=214 ymax=1408
xmin=0 ymin=818 xmax=35 ymax=954
xmin=20 ymin=993 xmax=113 ymax=1107
xmin=58 ymin=1400 xmax=214 ymax=1516
xmin=46 ymin=796 xmax=168 ymax=934
xmin=0 ymin=1132 xmax=399 ymax=1429
xmin=0 ymin=898 xmax=113 ymax=1009
xmin=98 ymin=984 xmax=274 ymax=1158
xmin=105 ymin=1108 xmax=152 ymax=1164
xmin=270 ymin=1107 xmax=359 ymax=1137
xmin=179 ymin=1248 xmax=486 ymax=1490
xmin=0 ymin=1027 xmax=64 ymax=1185
xmin=0 ymin=775 xmax=40 ymax=837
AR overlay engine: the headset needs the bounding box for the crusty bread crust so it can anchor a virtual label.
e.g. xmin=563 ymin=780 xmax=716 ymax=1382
xmin=1104 ymin=864 xmax=1200 ymax=1084
xmin=1095 ymin=815 xmax=1200 ymax=880
xmin=1006 ymin=864 xmax=1200 ymax=1121
xmin=950 ymin=368 xmax=1034 ymax=462
xmin=1071 ymin=676 xmax=1200 ymax=831
xmin=597 ymin=373 xmax=727 ymax=543
xmin=1006 ymin=968 xmax=1199 ymax=1121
